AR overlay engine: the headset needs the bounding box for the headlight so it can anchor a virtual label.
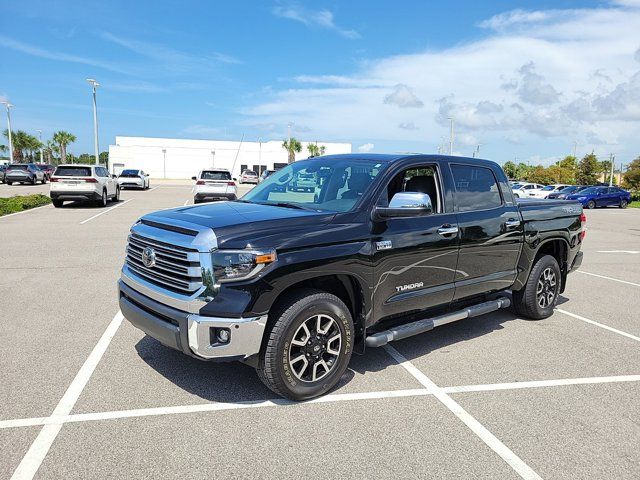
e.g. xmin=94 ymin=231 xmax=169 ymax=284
xmin=211 ymin=249 xmax=276 ymax=283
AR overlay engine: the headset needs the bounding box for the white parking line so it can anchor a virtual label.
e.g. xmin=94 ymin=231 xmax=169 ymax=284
xmin=183 ymin=199 xmax=189 ymax=206
xmin=79 ymin=198 xmax=133 ymax=225
xmin=443 ymin=374 xmax=640 ymax=394
xmin=0 ymin=204 xmax=52 ymax=219
xmin=3 ymin=372 xmax=640 ymax=432
xmin=383 ymin=345 xmax=542 ymax=480
xmin=11 ymin=311 xmax=124 ymax=480
xmin=556 ymin=308 xmax=640 ymax=342
xmin=596 ymin=250 xmax=639 ymax=254
xmin=576 ymin=270 xmax=640 ymax=287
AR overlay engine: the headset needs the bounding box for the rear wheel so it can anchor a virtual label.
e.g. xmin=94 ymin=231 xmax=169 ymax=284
xmin=97 ymin=189 xmax=107 ymax=207
xmin=114 ymin=186 xmax=120 ymax=202
xmin=41 ymin=176 xmax=47 ymax=184
xmin=620 ymin=199 xmax=628 ymax=209
xmin=6 ymin=181 xmax=12 ymax=185
xmin=257 ymin=289 xmax=354 ymax=401
xmin=586 ymin=200 xmax=596 ymax=209
xmin=31 ymin=176 xmax=37 ymax=185
xmin=512 ymin=255 xmax=561 ymax=320
xmin=52 ymin=200 xmax=63 ymax=208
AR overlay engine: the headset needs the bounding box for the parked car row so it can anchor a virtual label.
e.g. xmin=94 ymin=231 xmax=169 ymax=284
xmin=191 ymin=168 xmax=278 ymax=204
xmin=510 ymin=182 xmax=631 ymax=209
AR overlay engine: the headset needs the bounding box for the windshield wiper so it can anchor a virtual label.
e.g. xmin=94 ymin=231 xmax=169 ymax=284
xmin=260 ymin=201 xmax=315 ymax=211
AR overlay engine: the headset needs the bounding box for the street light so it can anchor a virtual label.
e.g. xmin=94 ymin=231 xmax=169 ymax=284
xmin=1 ymin=101 xmax=14 ymax=162
xmin=162 ymin=149 xmax=167 ymax=179
xmin=211 ymin=150 xmax=216 ymax=168
xmin=258 ymin=137 xmax=263 ymax=174
xmin=37 ymin=129 xmax=43 ymax=163
xmin=86 ymin=78 xmax=100 ymax=165
xmin=448 ymin=117 xmax=454 ymax=156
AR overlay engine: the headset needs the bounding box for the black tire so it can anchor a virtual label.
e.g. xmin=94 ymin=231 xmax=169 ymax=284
xmin=6 ymin=181 xmax=12 ymax=185
xmin=586 ymin=200 xmax=596 ymax=209
xmin=114 ymin=186 xmax=120 ymax=202
xmin=42 ymin=176 xmax=47 ymax=184
xmin=512 ymin=255 xmax=561 ymax=320
xmin=193 ymin=198 xmax=201 ymax=204
xmin=52 ymin=200 xmax=63 ymax=208
xmin=97 ymin=189 xmax=107 ymax=207
xmin=257 ymin=289 xmax=354 ymax=401
xmin=31 ymin=176 xmax=37 ymax=185
xmin=620 ymin=199 xmax=628 ymax=209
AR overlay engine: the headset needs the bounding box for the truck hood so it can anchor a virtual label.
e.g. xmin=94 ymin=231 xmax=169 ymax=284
xmin=141 ymin=200 xmax=336 ymax=248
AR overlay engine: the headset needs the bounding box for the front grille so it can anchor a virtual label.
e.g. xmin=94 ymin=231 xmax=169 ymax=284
xmin=126 ymin=233 xmax=202 ymax=295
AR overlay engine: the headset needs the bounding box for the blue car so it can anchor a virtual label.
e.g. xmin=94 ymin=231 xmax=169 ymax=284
xmin=565 ymin=186 xmax=631 ymax=209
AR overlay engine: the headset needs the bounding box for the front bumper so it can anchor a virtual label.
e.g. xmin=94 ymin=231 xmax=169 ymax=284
xmin=118 ymin=279 xmax=266 ymax=361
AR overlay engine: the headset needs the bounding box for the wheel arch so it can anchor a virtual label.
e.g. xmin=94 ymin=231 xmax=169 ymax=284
xmin=514 ymin=237 xmax=570 ymax=293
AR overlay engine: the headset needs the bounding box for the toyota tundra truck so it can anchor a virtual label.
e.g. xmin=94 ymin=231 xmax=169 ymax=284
xmin=119 ymin=154 xmax=585 ymax=400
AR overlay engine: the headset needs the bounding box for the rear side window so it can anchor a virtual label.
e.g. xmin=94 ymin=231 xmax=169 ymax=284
xmin=451 ymin=165 xmax=502 ymax=212
xmin=54 ymin=166 xmax=92 ymax=176
xmin=201 ymin=171 xmax=231 ymax=180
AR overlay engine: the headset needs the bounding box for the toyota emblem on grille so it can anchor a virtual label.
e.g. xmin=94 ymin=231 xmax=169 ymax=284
xmin=142 ymin=247 xmax=156 ymax=268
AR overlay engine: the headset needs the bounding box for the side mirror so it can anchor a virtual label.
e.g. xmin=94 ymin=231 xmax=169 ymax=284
xmin=373 ymin=192 xmax=433 ymax=221
xmin=233 ymin=177 xmax=237 ymax=181
xmin=191 ymin=176 xmax=197 ymax=181
xmin=112 ymin=174 xmax=117 ymax=179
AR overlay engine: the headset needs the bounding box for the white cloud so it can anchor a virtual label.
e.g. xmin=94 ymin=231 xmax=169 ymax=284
xmin=384 ymin=84 xmax=424 ymax=108
xmin=272 ymin=2 xmax=359 ymax=39
xmin=358 ymin=143 xmax=375 ymax=152
xmin=244 ymin=2 xmax=640 ymax=160
xmin=398 ymin=121 xmax=419 ymax=130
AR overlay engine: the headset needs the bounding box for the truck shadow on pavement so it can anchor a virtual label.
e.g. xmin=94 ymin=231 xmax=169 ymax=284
xmin=134 ymin=307 xmax=522 ymax=403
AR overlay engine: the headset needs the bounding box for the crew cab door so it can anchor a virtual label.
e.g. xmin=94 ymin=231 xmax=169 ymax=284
xmin=372 ymin=163 xmax=459 ymax=319
xmin=449 ymin=163 xmax=523 ymax=300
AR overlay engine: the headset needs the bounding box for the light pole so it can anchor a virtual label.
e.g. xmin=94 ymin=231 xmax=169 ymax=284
xmin=448 ymin=117 xmax=454 ymax=155
xmin=37 ymin=129 xmax=43 ymax=163
xmin=609 ymin=153 xmax=615 ymax=187
xmin=258 ymin=137 xmax=263 ymax=174
xmin=1 ymin=101 xmax=14 ymax=162
xmin=162 ymin=149 xmax=167 ymax=179
xmin=211 ymin=150 xmax=215 ymax=168
xmin=86 ymin=78 xmax=100 ymax=165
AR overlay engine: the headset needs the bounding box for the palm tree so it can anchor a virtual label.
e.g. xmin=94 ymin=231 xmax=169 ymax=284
xmin=44 ymin=140 xmax=59 ymax=163
xmin=3 ymin=129 xmax=34 ymax=162
xmin=282 ymin=137 xmax=302 ymax=164
xmin=307 ymin=143 xmax=326 ymax=158
xmin=52 ymin=131 xmax=76 ymax=163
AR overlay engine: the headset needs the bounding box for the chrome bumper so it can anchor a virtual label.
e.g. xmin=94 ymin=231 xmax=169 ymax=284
xmin=187 ymin=314 xmax=266 ymax=359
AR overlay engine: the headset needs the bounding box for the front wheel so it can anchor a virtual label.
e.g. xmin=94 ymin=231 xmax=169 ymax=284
xmin=512 ymin=255 xmax=561 ymax=320
xmin=52 ymin=200 xmax=63 ymax=208
xmin=257 ymin=290 xmax=354 ymax=401
xmin=620 ymin=199 xmax=628 ymax=209
xmin=114 ymin=186 xmax=120 ymax=202
xmin=586 ymin=200 xmax=596 ymax=209
xmin=31 ymin=176 xmax=37 ymax=185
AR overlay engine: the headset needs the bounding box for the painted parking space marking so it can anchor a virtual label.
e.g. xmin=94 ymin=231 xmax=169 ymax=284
xmin=556 ymin=308 xmax=640 ymax=342
xmin=596 ymin=250 xmax=639 ymax=254
xmin=3 ymin=373 xmax=640 ymax=432
xmin=79 ymin=198 xmax=133 ymax=225
xmin=383 ymin=345 xmax=542 ymax=480
xmin=10 ymin=311 xmax=124 ymax=480
xmin=576 ymin=270 xmax=640 ymax=288
xmin=0 ymin=204 xmax=53 ymax=219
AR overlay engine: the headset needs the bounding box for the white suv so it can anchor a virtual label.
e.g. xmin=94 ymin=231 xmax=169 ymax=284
xmin=50 ymin=164 xmax=119 ymax=208
xmin=512 ymin=182 xmax=545 ymax=198
xmin=192 ymin=169 xmax=237 ymax=204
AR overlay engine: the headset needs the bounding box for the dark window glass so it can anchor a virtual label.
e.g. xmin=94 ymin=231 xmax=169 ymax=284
xmin=451 ymin=165 xmax=502 ymax=212
xmin=201 ymin=171 xmax=232 ymax=180
xmin=120 ymin=169 xmax=140 ymax=177
xmin=54 ymin=166 xmax=92 ymax=176
xmin=8 ymin=165 xmax=29 ymax=171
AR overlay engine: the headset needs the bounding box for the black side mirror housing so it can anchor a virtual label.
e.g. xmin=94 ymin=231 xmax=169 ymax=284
xmin=191 ymin=176 xmax=197 ymax=181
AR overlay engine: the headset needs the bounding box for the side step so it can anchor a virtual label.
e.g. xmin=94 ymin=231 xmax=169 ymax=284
xmin=365 ymin=297 xmax=511 ymax=348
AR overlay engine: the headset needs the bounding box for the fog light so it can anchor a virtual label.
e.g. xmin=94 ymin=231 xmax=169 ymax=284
xmin=217 ymin=329 xmax=230 ymax=343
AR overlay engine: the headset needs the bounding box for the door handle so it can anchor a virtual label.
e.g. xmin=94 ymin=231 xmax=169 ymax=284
xmin=437 ymin=225 xmax=459 ymax=236
xmin=505 ymin=219 xmax=521 ymax=229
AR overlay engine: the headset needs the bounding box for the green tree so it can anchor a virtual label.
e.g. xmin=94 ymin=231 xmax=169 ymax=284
xmin=282 ymin=137 xmax=302 ymax=163
xmin=307 ymin=143 xmax=326 ymax=158
xmin=52 ymin=131 xmax=76 ymax=163
xmin=622 ymin=157 xmax=640 ymax=192
xmin=502 ymin=161 xmax=517 ymax=179
xmin=576 ymin=153 xmax=599 ymax=185
xmin=3 ymin=129 xmax=39 ymax=162
xmin=44 ymin=141 xmax=58 ymax=164
xmin=99 ymin=151 xmax=109 ymax=165
xmin=516 ymin=162 xmax=532 ymax=180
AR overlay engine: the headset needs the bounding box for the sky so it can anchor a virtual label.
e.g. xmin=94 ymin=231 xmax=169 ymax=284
xmin=1 ymin=0 xmax=640 ymax=166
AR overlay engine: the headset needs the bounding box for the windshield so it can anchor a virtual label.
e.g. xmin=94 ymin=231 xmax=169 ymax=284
xmin=541 ymin=186 xmax=554 ymax=191
xmin=54 ymin=166 xmax=92 ymax=176
xmin=511 ymin=183 xmax=522 ymax=189
xmin=242 ymin=157 xmax=386 ymax=212
xmin=559 ymin=186 xmax=579 ymax=193
xmin=201 ymin=171 xmax=231 ymax=180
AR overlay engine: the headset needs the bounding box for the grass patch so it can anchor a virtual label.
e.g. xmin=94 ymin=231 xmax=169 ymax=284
xmin=629 ymin=201 xmax=640 ymax=208
xmin=0 ymin=194 xmax=51 ymax=217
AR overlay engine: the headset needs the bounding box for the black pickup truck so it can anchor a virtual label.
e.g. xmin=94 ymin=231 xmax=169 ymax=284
xmin=118 ymin=154 xmax=584 ymax=400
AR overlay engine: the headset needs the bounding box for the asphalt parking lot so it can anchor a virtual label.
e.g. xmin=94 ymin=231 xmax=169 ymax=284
xmin=1 ymin=183 xmax=639 ymax=479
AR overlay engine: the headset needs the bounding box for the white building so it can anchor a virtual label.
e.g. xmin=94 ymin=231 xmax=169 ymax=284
xmin=108 ymin=136 xmax=352 ymax=179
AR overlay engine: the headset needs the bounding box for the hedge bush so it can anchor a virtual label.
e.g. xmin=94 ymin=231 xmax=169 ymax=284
xmin=0 ymin=194 xmax=52 ymax=217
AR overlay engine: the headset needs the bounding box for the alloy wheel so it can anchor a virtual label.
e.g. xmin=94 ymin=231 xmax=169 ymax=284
xmin=288 ymin=314 xmax=342 ymax=383
xmin=536 ymin=267 xmax=557 ymax=308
